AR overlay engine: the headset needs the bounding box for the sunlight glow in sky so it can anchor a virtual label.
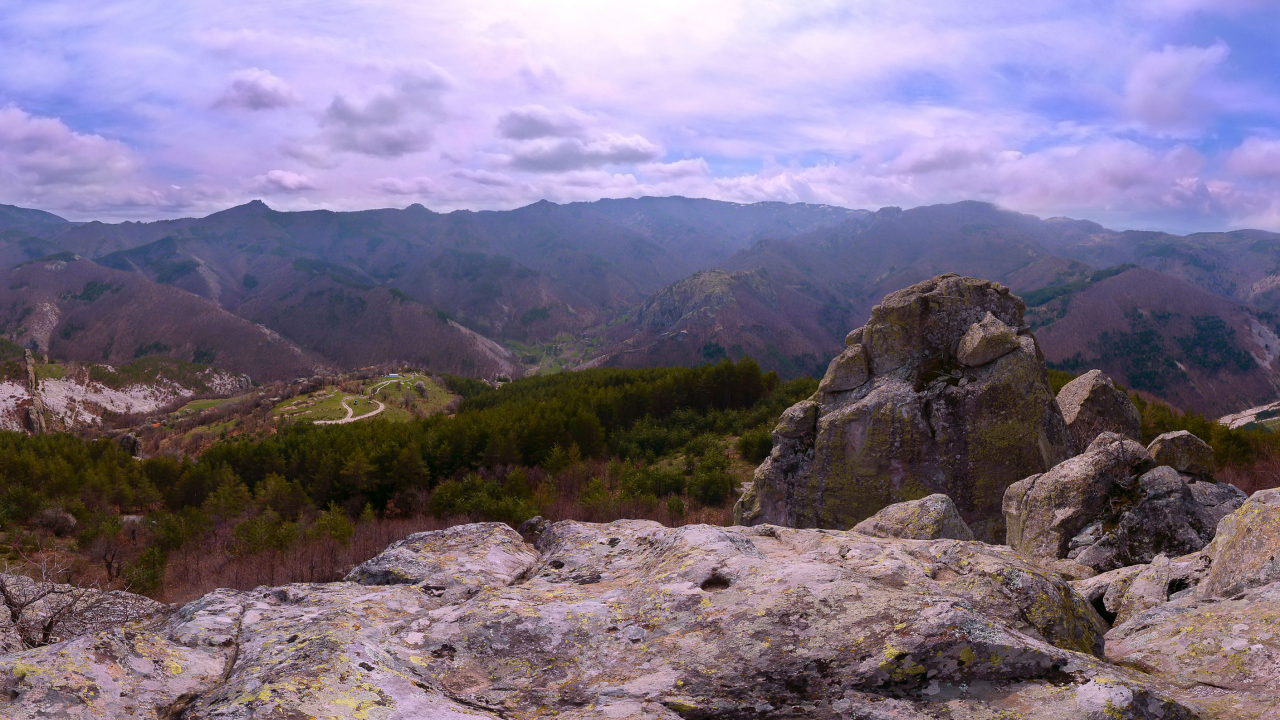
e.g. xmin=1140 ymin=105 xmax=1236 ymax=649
xmin=4 ymin=0 xmax=1280 ymax=231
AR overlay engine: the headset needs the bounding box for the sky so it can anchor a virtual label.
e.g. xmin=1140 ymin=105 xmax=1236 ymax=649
xmin=3 ymin=0 xmax=1280 ymax=232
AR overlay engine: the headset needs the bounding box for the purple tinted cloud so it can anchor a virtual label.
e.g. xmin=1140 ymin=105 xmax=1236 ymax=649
xmin=215 ymin=68 xmax=301 ymax=110
xmin=0 ymin=1 xmax=1279 ymax=231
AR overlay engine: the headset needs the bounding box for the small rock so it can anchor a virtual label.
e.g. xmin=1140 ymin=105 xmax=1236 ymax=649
xmin=852 ymin=493 xmax=975 ymax=541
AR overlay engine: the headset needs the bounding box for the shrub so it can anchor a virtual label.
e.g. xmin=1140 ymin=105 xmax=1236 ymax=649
xmin=736 ymin=428 xmax=773 ymax=463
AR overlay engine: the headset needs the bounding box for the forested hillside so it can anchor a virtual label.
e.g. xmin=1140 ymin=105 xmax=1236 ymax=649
xmin=1 ymin=359 xmax=811 ymax=600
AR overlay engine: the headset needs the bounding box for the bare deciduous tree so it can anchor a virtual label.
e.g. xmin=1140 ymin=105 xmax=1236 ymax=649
xmin=0 ymin=554 xmax=159 ymax=651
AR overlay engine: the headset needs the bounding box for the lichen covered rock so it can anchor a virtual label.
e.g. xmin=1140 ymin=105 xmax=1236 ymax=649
xmin=1106 ymin=580 xmax=1280 ymax=719
xmin=1148 ymin=430 xmax=1216 ymax=478
xmin=1005 ymin=433 xmax=1243 ymax=572
xmin=736 ymin=274 xmax=1072 ymax=541
xmin=344 ymin=521 xmax=538 ymax=589
xmin=1056 ymin=369 xmax=1142 ymax=453
xmin=0 ymin=521 xmax=1203 ymax=719
xmin=1196 ymin=487 xmax=1280 ymax=599
xmin=851 ymin=493 xmax=975 ymax=541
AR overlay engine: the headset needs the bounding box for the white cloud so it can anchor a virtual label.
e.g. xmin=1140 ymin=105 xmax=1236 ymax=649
xmin=451 ymin=168 xmax=517 ymax=187
xmin=3 ymin=1 xmax=1280 ymax=229
xmin=373 ymin=176 xmax=436 ymax=195
xmin=215 ymin=68 xmax=301 ymax=110
xmin=1226 ymin=136 xmax=1280 ymax=178
xmin=1124 ymin=42 xmax=1229 ymax=132
xmin=0 ymin=106 xmax=133 ymax=187
xmin=249 ymin=169 xmax=316 ymax=193
xmin=641 ymin=158 xmax=711 ymax=179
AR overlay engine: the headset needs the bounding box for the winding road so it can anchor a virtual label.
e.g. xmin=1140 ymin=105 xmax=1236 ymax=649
xmin=313 ymin=396 xmax=385 ymax=425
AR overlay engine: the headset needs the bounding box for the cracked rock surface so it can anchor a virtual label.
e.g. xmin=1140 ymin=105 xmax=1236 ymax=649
xmin=0 ymin=520 xmax=1208 ymax=719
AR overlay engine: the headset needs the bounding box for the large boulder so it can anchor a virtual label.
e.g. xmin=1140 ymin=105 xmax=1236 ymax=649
xmin=851 ymin=493 xmax=975 ymax=541
xmin=0 ymin=521 xmax=1204 ymax=720
xmin=1147 ymin=430 xmax=1216 ymax=478
xmin=1057 ymin=369 xmax=1142 ymax=453
xmin=1196 ymin=487 xmax=1280 ymax=598
xmin=735 ymin=274 xmax=1072 ymax=541
xmin=1004 ymin=433 xmax=1245 ymax=572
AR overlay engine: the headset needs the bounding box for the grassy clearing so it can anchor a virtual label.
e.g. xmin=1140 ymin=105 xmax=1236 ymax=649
xmin=361 ymin=374 xmax=455 ymax=418
xmin=176 ymin=397 xmax=232 ymax=414
xmin=34 ymin=363 xmax=66 ymax=380
xmin=274 ymin=391 xmax=350 ymax=421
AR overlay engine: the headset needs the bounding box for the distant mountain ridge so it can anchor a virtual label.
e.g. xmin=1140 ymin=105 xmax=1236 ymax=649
xmin=4 ymin=197 xmax=1280 ymax=414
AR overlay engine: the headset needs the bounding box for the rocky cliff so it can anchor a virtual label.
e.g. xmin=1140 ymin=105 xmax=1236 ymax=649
xmin=735 ymin=274 xmax=1072 ymax=539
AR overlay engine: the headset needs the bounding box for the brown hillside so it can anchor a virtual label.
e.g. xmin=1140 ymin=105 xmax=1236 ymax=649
xmin=0 ymin=257 xmax=323 ymax=381
xmin=1034 ymin=267 xmax=1280 ymax=415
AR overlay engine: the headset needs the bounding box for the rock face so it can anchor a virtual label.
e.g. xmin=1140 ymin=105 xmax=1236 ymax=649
xmin=0 ymin=520 xmax=1209 ymax=719
xmin=851 ymin=493 xmax=975 ymax=541
xmin=1081 ymin=493 xmax=1280 ymax=719
xmin=1147 ymin=430 xmax=1216 ymax=478
xmin=736 ymin=274 xmax=1072 ymax=540
xmin=1004 ymin=433 xmax=1245 ymax=572
xmin=1196 ymin=487 xmax=1280 ymax=598
xmin=1056 ymin=369 xmax=1142 ymax=453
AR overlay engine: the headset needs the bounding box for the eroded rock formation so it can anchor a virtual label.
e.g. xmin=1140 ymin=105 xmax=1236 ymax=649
xmin=1004 ymin=432 xmax=1246 ymax=572
xmin=0 ymin=520 xmax=1208 ymax=719
xmin=735 ymin=274 xmax=1072 ymax=540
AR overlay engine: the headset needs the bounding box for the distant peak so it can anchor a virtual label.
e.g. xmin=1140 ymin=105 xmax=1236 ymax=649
xmin=206 ymin=199 xmax=274 ymax=219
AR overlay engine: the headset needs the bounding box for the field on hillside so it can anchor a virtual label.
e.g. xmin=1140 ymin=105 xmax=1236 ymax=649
xmin=273 ymin=373 xmax=456 ymax=423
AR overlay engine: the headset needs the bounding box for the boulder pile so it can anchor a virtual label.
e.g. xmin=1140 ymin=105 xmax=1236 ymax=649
xmin=1004 ymin=431 xmax=1245 ymax=573
xmin=735 ymin=274 xmax=1072 ymax=541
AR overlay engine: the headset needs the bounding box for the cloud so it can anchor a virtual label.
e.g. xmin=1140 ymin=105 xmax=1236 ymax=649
xmin=641 ymin=158 xmax=711 ymax=179
xmin=322 ymin=72 xmax=450 ymax=157
xmin=509 ymin=134 xmax=662 ymax=172
xmin=249 ymin=169 xmax=316 ymax=193
xmin=451 ymin=168 xmax=518 ymax=187
xmin=496 ymin=105 xmax=588 ymax=139
xmin=1226 ymin=137 xmax=1280 ymax=178
xmin=214 ymin=68 xmax=301 ymax=110
xmin=373 ymin=176 xmax=436 ymax=195
xmin=1124 ymin=42 xmax=1229 ymax=131
xmin=0 ymin=106 xmax=133 ymax=187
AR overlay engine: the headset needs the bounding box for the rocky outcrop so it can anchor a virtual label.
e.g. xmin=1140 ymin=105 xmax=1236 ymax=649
xmin=1147 ymin=430 xmax=1215 ymax=478
xmin=736 ymin=274 xmax=1072 ymax=541
xmin=1057 ymin=369 xmax=1141 ymax=452
xmin=0 ymin=520 xmax=1208 ymax=719
xmin=1004 ymin=433 xmax=1245 ymax=572
xmin=851 ymin=493 xmax=974 ymax=541
xmin=21 ymin=350 xmax=45 ymax=435
xmin=1078 ymin=493 xmax=1280 ymax=718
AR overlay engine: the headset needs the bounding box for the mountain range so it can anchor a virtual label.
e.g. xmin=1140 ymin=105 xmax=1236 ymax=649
xmin=2 ymin=196 xmax=1278 ymax=415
